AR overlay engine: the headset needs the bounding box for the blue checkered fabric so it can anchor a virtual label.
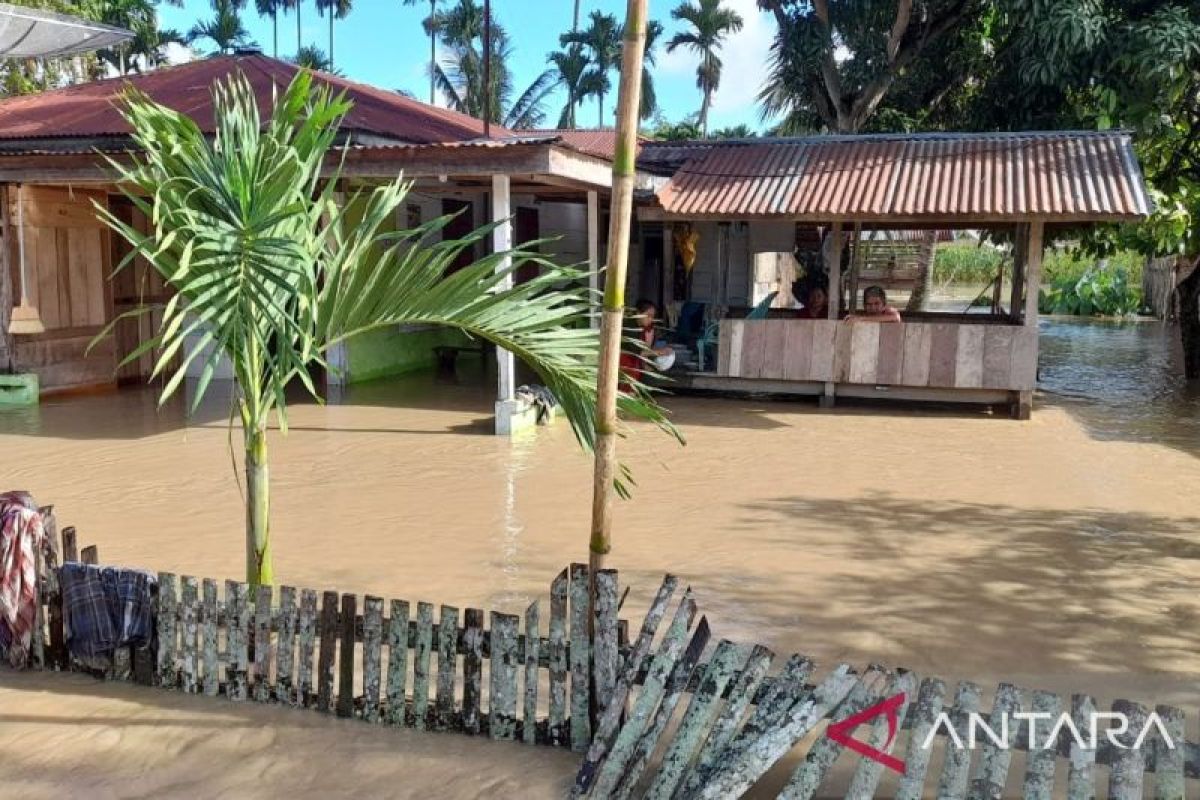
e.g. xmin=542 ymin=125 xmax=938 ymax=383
xmin=60 ymin=563 xmax=156 ymax=660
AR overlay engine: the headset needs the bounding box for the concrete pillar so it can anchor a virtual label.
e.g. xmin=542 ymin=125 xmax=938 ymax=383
xmin=587 ymin=190 xmax=600 ymax=328
xmin=492 ymin=175 xmax=516 ymax=423
xmin=822 ymin=221 xmax=844 ymax=408
xmin=1024 ymin=220 xmax=1044 ymax=328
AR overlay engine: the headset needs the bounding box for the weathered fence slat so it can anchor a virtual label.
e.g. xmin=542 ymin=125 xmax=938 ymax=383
xmin=275 ymin=586 xmax=296 ymax=703
xmin=523 ymin=601 xmax=540 ymax=744
xmin=385 ymin=599 xmax=410 ymax=725
xmin=61 ymin=526 xmax=77 ymax=562
xmin=490 ymin=611 xmax=519 ymax=741
xmin=968 ymin=683 xmax=1022 ymax=800
xmin=845 ymin=671 xmax=916 ymax=800
xmin=548 ymin=568 xmax=569 ymax=746
xmin=614 ymin=618 xmax=712 ymax=800
xmin=412 ymin=601 xmax=434 ymax=730
xmin=435 ymin=604 xmax=458 ymax=731
xmin=695 ymin=664 xmax=859 ymax=800
xmin=156 ymin=572 xmax=177 ymax=689
xmin=781 ymin=666 xmax=889 ymax=800
xmin=569 ymin=563 xmax=592 ymax=752
xmin=1021 ymin=690 xmax=1061 ymax=800
xmin=316 ymin=590 xmax=338 ymax=713
xmin=201 ymin=578 xmax=219 ymax=696
xmin=337 ymin=593 xmax=357 ymax=718
xmin=30 ymin=540 xmax=44 ymax=670
xmin=936 ymin=681 xmax=982 ymax=799
xmin=1066 ymin=694 xmax=1097 ymax=800
xmin=592 ymin=569 xmax=619 ymax=718
xmin=462 ymin=608 xmax=485 ymax=735
xmin=362 ymin=595 xmax=383 ymax=723
xmin=681 ymin=643 xmax=774 ymax=797
xmin=1109 ymin=699 xmax=1149 ymax=800
xmin=1154 ymin=704 xmax=1186 ymax=800
xmin=179 ymin=576 xmax=198 ymax=693
xmin=730 ymin=653 xmax=815 ymax=748
xmin=253 ymin=585 xmax=273 ymax=702
xmin=894 ymin=677 xmax=948 ymax=800
xmin=229 ymin=582 xmax=251 ymax=701
xmin=644 ymin=639 xmax=746 ymax=800
xmin=296 ymin=589 xmax=318 ymax=707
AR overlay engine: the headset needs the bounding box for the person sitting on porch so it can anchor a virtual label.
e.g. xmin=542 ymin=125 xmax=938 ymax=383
xmin=847 ymin=286 xmax=902 ymax=323
xmin=620 ymin=300 xmax=675 ymax=386
xmin=796 ymin=285 xmax=829 ymax=319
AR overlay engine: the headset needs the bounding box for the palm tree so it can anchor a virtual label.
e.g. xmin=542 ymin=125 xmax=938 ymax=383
xmin=629 ymin=19 xmax=662 ymax=121
xmin=315 ymin=0 xmax=351 ymax=70
xmin=97 ymin=72 xmax=672 ymax=585
xmin=188 ymin=0 xmax=253 ymax=55
xmin=255 ymin=0 xmax=284 ymax=56
xmin=434 ymin=0 xmax=555 ymax=128
xmin=547 ymin=46 xmax=590 ymax=129
xmin=292 ymin=43 xmax=334 ymax=72
xmin=403 ymin=0 xmax=442 ymax=105
xmin=561 ymin=11 xmax=621 ymax=127
xmin=665 ymin=0 xmax=744 ymax=136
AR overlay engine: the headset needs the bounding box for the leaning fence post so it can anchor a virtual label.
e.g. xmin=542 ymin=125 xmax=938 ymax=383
xmin=156 ymin=572 xmax=177 ymax=689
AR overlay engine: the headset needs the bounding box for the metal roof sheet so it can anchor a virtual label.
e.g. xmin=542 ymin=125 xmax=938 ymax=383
xmin=0 ymin=53 xmax=508 ymax=145
xmin=653 ymin=132 xmax=1152 ymax=222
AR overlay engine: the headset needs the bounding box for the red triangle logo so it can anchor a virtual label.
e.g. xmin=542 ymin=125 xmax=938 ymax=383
xmin=826 ymin=692 xmax=907 ymax=774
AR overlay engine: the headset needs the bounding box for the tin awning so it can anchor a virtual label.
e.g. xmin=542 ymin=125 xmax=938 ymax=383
xmin=0 ymin=2 xmax=131 ymax=58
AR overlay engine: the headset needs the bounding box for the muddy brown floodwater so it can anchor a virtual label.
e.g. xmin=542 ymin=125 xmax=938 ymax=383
xmin=2 ymin=318 xmax=1199 ymax=797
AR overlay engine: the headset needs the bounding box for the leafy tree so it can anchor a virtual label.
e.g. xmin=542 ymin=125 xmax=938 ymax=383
xmin=433 ymin=0 xmax=555 ymax=129
xmin=647 ymin=113 xmax=701 ymax=140
xmin=547 ymin=45 xmax=593 ymax=129
xmin=188 ymin=0 xmax=253 ymax=55
xmin=292 ymin=43 xmax=336 ymax=72
xmin=402 ymin=0 xmax=443 ymax=104
xmin=97 ymin=72 xmax=671 ymax=585
xmin=709 ymin=123 xmax=755 ymax=138
xmin=666 ymin=0 xmax=743 ymax=136
xmin=630 ymin=19 xmax=663 ymax=121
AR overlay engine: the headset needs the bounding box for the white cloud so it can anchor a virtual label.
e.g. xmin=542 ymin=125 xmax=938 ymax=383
xmin=708 ymin=0 xmax=774 ymax=115
xmin=163 ymin=42 xmax=198 ymax=66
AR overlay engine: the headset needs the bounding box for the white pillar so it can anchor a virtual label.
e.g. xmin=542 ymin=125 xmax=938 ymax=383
xmin=492 ymin=174 xmax=515 ymax=402
xmin=1024 ymin=220 xmax=1044 ymax=327
xmin=587 ymin=190 xmax=600 ymax=328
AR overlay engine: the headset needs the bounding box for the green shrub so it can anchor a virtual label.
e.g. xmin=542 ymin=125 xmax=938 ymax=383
xmin=1037 ymin=263 xmax=1144 ymax=317
xmin=933 ymin=243 xmax=1004 ymax=284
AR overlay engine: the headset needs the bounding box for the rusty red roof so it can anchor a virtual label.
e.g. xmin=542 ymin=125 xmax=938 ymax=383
xmin=653 ymin=132 xmax=1152 ymax=222
xmin=0 ymin=53 xmax=508 ymax=145
xmin=526 ymin=129 xmax=648 ymax=161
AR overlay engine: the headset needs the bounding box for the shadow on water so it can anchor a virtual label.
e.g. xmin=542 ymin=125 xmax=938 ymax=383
xmin=1037 ymin=318 xmax=1200 ymax=459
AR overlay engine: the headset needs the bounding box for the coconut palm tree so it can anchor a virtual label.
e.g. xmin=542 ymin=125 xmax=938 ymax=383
xmin=665 ymin=0 xmax=744 ymax=136
xmin=629 ymin=19 xmax=662 ymax=121
xmin=402 ymin=0 xmax=442 ymax=105
xmin=561 ymin=10 xmax=621 ymax=127
xmin=433 ymin=0 xmax=555 ymax=128
xmin=96 ymin=71 xmax=672 ymax=585
xmin=188 ymin=0 xmax=253 ymax=55
xmin=315 ymin=0 xmax=351 ymax=70
xmin=254 ymin=0 xmax=284 ymax=56
xmin=547 ymin=46 xmax=591 ymax=129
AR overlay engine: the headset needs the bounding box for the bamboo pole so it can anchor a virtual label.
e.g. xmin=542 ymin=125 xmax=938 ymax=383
xmin=588 ymin=0 xmax=648 ymax=577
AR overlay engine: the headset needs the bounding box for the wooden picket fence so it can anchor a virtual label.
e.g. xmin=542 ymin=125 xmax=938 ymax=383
xmin=20 ymin=514 xmax=1200 ymax=798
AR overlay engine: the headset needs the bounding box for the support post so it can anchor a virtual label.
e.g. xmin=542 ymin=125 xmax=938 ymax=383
xmin=661 ymin=223 xmax=674 ymax=309
xmin=589 ymin=0 xmax=647 ymax=576
xmin=492 ymin=174 xmax=518 ymax=434
xmin=588 ymin=190 xmax=600 ymax=329
xmin=1015 ymin=220 xmax=1044 ymax=420
xmin=847 ymin=222 xmax=863 ymax=313
xmin=0 ymin=184 xmax=12 ymax=371
xmin=822 ymin=222 xmax=843 ymax=408
xmin=1009 ymin=223 xmax=1027 ymax=321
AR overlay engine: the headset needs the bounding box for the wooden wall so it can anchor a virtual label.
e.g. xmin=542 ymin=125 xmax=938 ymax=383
xmin=8 ymin=185 xmax=116 ymax=392
xmin=717 ymin=319 xmax=1038 ymax=392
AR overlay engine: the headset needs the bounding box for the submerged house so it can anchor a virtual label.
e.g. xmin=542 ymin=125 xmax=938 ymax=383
xmin=0 ymin=53 xmax=1153 ymax=424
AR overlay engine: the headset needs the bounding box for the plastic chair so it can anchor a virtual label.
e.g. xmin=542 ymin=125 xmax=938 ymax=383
xmin=697 ymin=292 xmax=778 ymax=371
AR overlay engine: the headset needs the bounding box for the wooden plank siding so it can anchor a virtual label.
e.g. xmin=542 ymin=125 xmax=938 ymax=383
xmin=716 ymin=319 xmax=1037 ymax=392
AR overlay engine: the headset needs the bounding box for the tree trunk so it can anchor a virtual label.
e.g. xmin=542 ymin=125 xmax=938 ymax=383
xmin=700 ymin=88 xmax=711 ymax=137
xmin=328 ymin=13 xmax=334 ymax=70
xmin=296 ymin=5 xmax=301 ymax=56
xmin=573 ymin=0 xmax=581 ymax=31
xmin=1178 ymin=258 xmax=1200 ymax=380
xmin=245 ymin=425 xmax=274 ymax=586
xmin=598 ymin=92 xmax=604 ymax=128
xmin=905 ymin=231 xmax=937 ymax=312
xmin=273 ymin=11 xmax=278 ymax=57
xmin=429 ymin=30 xmax=436 ymax=104
xmin=589 ymin=0 xmax=647 ymax=576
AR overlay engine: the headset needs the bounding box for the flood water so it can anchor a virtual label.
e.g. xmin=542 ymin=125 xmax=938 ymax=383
xmin=2 ymin=318 xmax=1200 ymax=796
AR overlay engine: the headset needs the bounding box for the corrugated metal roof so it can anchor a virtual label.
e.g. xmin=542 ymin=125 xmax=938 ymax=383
xmin=525 ymin=129 xmax=648 ymax=161
xmin=0 ymin=53 xmax=508 ymax=145
xmin=654 ymin=132 xmax=1152 ymax=222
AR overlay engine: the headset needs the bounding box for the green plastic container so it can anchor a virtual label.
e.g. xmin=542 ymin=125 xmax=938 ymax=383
xmin=0 ymin=373 xmax=39 ymax=406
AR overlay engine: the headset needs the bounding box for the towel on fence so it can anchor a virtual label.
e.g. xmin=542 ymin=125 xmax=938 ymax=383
xmin=515 ymin=384 xmax=558 ymax=424
xmin=60 ymin=563 xmax=156 ymax=661
xmin=0 ymin=492 xmax=46 ymax=668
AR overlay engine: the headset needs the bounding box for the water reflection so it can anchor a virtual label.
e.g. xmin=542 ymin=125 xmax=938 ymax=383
xmin=1038 ymin=318 xmax=1200 ymax=456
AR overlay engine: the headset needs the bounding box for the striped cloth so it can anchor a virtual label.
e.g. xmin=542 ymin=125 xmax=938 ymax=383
xmin=60 ymin=563 xmax=156 ymax=660
xmin=0 ymin=492 xmax=46 ymax=668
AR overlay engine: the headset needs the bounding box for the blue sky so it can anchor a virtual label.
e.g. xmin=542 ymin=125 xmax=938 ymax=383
xmin=159 ymin=0 xmax=778 ymax=131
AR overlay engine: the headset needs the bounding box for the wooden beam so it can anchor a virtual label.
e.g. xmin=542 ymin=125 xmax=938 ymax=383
xmin=826 ymin=222 xmax=843 ymax=319
xmin=847 ymin=222 xmax=863 ymax=312
xmin=0 ymin=184 xmax=11 ymax=369
xmin=1009 ymin=223 xmax=1026 ymax=320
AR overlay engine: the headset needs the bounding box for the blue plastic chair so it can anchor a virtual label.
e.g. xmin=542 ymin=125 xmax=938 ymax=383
xmin=697 ymin=292 xmax=778 ymax=371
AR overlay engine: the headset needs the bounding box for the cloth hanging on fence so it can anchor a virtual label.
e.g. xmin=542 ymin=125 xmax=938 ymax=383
xmin=0 ymin=491 xmax=46 ymax=669
xmin=515 ymin=384 xmax=558 ymax=424
xmin=60 ymin=563 xmax=156 ymax=661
